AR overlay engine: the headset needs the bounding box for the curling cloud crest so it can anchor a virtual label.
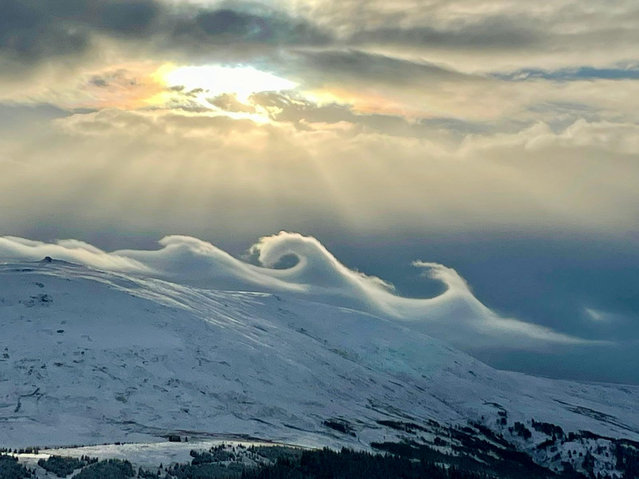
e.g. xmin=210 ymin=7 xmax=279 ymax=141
xmin=0 ymin=232 xmax=588 ymax=350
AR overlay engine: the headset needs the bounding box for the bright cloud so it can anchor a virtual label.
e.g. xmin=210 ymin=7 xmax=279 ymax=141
xmin=0 ymin=232 xmax=590 ymax=350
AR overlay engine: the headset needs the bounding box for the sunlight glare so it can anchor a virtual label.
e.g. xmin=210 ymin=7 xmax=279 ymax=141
xmin=162 ymin=64 xmax=298 ymax=102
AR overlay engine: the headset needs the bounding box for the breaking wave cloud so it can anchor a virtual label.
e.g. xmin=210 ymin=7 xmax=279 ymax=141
xmin=0 ymin=232 xmax=589 ymax=350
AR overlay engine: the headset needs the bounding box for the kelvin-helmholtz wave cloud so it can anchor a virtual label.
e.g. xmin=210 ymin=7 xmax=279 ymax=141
xmin=0 ymin=232 xmax=587 ymax=351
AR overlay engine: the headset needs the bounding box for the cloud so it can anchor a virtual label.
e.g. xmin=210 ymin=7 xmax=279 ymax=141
xmin=460 ymin=120 xmax=639 ymax=156
xmin=0 ymin=0 xmax=330 ymax=74
xmin=495 ymin=66 xmax=639 ymax=82
xmin=2 ymin=1 xmax=639 ymax=128
xmin=0 ymin=232 xmax=590 ymax=350
xmin=4 ymin=0 xmax=638 ymax=82
xmin=2 ymin=0 xmax=638 ymax=97
xmin=0 ymin=0 xmax=160 ymax=64
xmin=0 ymin=236 xmax=148 ymax=272
xmin=1 ymin=106 xmax=637 ymax=249
xmin=293 ymin=0 xmax=639 ymax=71
xmin=349 ymin=16 xmax=540 ymax=50
xmin=585 ymin=308 xmax=613 ymax=322
xmin=0 ymin=1 xmax=88 ymax=64
xmin=288 ymin=50 xmax=470 ymax=86
xmin=168 ymin=7 xmax=331 ymax=49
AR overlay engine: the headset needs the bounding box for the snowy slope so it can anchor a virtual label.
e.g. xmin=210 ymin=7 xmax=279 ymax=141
xmin=1 ymin=257 xmax=638 ymax=460
xmin=0 ymin=233 xmax=586 ymax=351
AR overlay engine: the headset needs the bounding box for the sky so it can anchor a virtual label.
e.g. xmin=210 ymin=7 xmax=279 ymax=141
xmin=1 ymin=0 xmax=638 ymax=383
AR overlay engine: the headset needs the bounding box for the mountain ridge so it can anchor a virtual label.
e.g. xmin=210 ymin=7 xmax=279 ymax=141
xmin=1 ymin=258 xmax=638 ymax=476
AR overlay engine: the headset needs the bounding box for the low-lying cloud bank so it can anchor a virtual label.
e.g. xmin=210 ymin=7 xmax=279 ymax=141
xmin=0 ymin=232 xmax=590 ymax=351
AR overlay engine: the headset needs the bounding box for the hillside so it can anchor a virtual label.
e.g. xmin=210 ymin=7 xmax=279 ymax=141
xmin=1 ymin=257 xmax=639 ymax=476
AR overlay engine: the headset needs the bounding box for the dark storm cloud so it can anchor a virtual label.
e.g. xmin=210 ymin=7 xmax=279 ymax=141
xmin=0 ymin=0 xmax=89 ymax=62
xmin=287 ymin=49 xmax=474 ymax=87
xmin=0 ymin=0 xmax=330 ymax=69
xmin=0 ymin=0 xmax=161 ymax=61
xmin=169 ymin=8 xmax=331 ymax=49
xmin=349 ymin=15 xmax=540 ymax=50
xmin=59 ymin=0 xmax=161 ymax=36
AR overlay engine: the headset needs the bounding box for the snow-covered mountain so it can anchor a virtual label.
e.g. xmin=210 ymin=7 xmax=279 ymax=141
xmin=1 ymin=234 xmax=639 ymax=477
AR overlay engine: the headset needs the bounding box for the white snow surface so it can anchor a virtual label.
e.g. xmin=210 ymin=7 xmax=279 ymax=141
xmin=0 ymin=258 xmax=638 ymax=453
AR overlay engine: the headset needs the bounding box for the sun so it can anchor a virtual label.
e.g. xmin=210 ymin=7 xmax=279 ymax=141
xmin=159 ymin=64 xmax=298 ymax=103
